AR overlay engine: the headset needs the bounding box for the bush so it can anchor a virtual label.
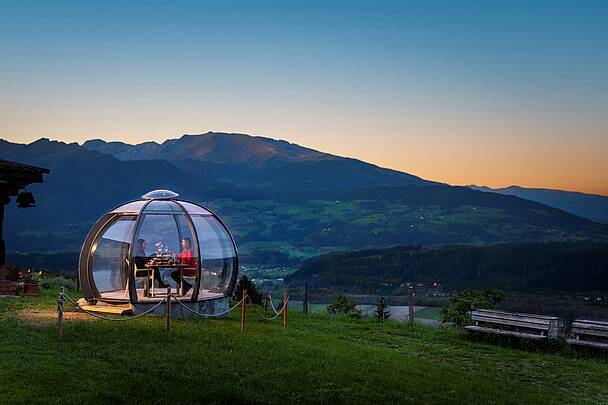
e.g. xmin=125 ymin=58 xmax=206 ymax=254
xmin=327 ymin=294 xmax=361 ymax=318
xmin=41 ymin=276 xmax=77 ymax=291
xmin=440 ymin=289 xmax=505 ymax=327
xmin=233 ymin=275 xmax=263 ymax=304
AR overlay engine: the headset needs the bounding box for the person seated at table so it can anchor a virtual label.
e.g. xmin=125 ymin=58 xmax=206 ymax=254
xmin=171 ymin=237 xmax=196 ymax=294
xmin=133 ymin=238 xmax=169 ymax=289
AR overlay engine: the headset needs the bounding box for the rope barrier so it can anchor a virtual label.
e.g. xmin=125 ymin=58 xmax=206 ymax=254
xmin=61 ymin=292 xmax=167 ymax=321
xmin=56 ymin=288 xmax=289 ymax=339
xmin=172 ymin=295 xmax=247 ymax=318
xmin=267 ymin=295 xmax=283 ymax=316
xmin=248 ymin=295 xmax=289 ymax=321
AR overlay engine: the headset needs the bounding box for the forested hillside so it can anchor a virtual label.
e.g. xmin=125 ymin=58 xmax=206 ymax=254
xmin=287 ymin=242 xmax=608 ymax=294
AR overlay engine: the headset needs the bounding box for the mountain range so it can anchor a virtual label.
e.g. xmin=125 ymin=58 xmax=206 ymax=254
xmin=83 ymin=133 xmax=434 ymax=192
xmin=469 ymin=185 xmax=608 ymax=224
xmin=1 ymin=133 xmax=607 ymax=263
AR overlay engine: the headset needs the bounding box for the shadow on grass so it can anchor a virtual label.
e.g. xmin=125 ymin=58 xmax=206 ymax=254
xmin=461 ymin=328 xmax=608 ymax=360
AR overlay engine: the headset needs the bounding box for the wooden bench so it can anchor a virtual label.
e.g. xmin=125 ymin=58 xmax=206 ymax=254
xmin=464 ymin=309 xmax=563 ymax=340
xmin=567 ymin=320 xmax=608 ymax=349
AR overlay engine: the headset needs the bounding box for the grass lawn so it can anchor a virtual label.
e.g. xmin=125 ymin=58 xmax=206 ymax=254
xmin=414 ymin=307 xmax=443 ymax=321
xmin=287 ymin=301 xmax=328 ymax=314
xmin=1 ymin=288 xmax=608 ymax=404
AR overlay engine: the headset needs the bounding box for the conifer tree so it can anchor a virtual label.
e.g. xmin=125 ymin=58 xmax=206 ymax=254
xmin=233 ymin=275 xmax=263 ymax=304
xmin=374 ymin=297 xmax=390 ymax=322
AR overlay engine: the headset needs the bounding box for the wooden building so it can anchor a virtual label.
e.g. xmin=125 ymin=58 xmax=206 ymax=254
xmin=0 ymin=159 xmax=49 ymax=265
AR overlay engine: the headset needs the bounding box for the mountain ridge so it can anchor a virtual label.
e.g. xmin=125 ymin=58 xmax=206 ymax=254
xmin=83 ymin=132 xmax=332 ymax=164
xmin=469 ymin=184 xmax=608 ymax=224
xmin=82 ymin=132 xmax=437 ymax=192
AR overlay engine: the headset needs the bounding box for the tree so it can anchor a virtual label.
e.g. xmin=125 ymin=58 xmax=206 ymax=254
xmin=327 ymin=294 xmax=361 ymax=318
xmin=233 ymin=275 xmax=263 ymax=304
xmin=374 ymin=297 xmax=390 ymax=322
xmin=440 ymin=289 xmax=505 ymax=327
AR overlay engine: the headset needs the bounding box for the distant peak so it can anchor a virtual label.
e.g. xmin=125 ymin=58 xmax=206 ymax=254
xmin=29 ymin=137 xmax=52 ymax=145
xmin=29 ymin=138 xmax=76 ymax=148
xmin=82 ymin=139 xmax=106 ymax=146
xmin=83 ymin=138 xmax=161 ymax=147
xmin=467 ymin=184 xmax=492 ymax=191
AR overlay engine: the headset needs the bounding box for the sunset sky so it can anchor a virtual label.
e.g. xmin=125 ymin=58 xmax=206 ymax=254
xmin=1 ymin=1 xmax=607 ymax=195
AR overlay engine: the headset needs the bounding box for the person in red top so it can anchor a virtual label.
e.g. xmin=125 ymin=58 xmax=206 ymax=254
xmin=171 ymin=237 xmax=196 ymax=294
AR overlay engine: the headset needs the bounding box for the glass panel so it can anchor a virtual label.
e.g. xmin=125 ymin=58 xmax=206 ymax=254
xmin=179 ymin=201 xmax=212 ymax=215
xmin=142 ymin=189 xmax=179 ymax=199
xmin=136 ymin=214 xmax=181 ymax=255
xmin=143 ymin=200 xmax=184 ymax=213
xmin=133 ymin=213 xmax=198 ymax=299
xmin=191 ymin=215 xmax=236 ymax=298
xmin=110 ymin=200 xmax=146 ymax=214
xmin=91 ymin=216 xmax=136 ymax=298
xmin=174 ymin=214 xmax=199 ymax=291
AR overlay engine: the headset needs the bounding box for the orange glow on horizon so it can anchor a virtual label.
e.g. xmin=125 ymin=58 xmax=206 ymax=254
xmin=1 ymin=127 xmax=606 ymax=197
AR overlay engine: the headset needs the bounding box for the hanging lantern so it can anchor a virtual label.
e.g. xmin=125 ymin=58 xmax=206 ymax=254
xmin=16 ymin=191 xmax=36 ymax=208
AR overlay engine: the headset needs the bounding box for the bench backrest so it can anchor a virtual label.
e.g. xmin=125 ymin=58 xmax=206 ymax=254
xmin=471 ymin=309 xmax=563 ymax=337
xmin=573 ymin=319 xmax=608 ymax=327
xmin=572 ymin=320 xmax=608 ymax=333
xmin=474 ymin=309 xmax=560 ymax=321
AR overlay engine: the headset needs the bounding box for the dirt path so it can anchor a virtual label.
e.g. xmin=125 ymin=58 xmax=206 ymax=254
xmin=16 ymin=309 xmax=95 ymax=324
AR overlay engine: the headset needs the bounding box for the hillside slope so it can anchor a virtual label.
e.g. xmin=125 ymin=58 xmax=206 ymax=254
xmin=1 ymin=136 xmax=607 ymax=255
xmin=287 ymin=242 xmax=608 ymax=293
xmin=0 ymin=138 xmax=203 ymax=251
xmin=3 ymin=291 xmax=607 ymax=403
xmin=470 ymin=185 xmax=608 ymax=224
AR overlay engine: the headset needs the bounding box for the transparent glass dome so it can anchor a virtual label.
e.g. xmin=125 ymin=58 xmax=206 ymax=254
xmin=78 ymin=190 xmax=238 ymax=304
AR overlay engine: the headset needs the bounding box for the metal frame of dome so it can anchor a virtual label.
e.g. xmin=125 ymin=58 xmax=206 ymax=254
xmin=78 ymin=190 xmax=239 ymax=304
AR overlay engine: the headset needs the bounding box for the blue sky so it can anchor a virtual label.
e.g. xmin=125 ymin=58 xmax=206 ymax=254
xmin=1 ymin=1 xmax=607 ymax=193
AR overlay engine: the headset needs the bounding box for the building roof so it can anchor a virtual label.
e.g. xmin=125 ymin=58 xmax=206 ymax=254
xmin=0 ymin=159 xmax=49 ymax=193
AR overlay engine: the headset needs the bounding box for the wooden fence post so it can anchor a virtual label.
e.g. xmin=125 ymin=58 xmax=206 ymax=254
xmin=408 ymin=286 xmax=414 ymax=322
xmin=241 ymin=289 xmax=247 ymax=332
xmin=303 ymin=281 xmax=309 ymax=315
xmin=263 ymin=291 xmax=269 ymax=323
xmin=283 ymin=291 xmax=288 ymax=329
xmin=166 ymin=287 xmax=172 ymax=335
xmin=57 ymin=287 xmax=64 ymax=340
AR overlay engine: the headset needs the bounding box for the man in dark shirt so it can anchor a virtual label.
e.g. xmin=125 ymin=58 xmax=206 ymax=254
xmin=133 ymin=239 xmax=168 ymax=289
